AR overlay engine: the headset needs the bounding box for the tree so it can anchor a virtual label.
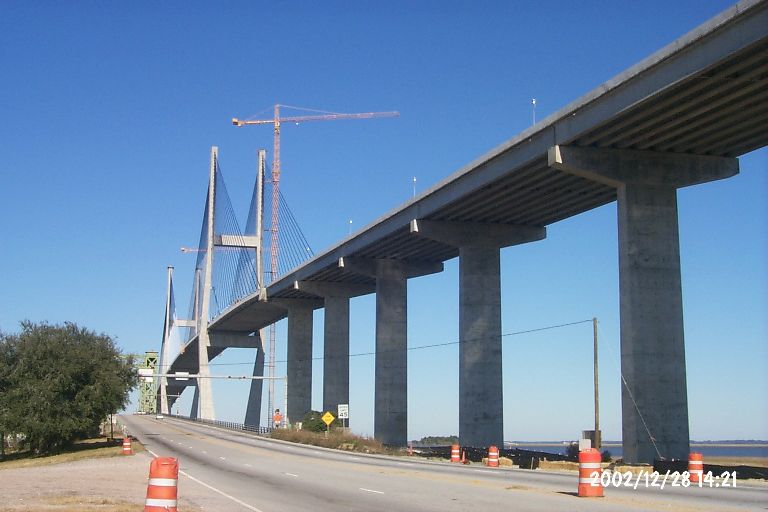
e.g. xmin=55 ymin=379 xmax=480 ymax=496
xmin=0 ymin=321 xmax=138 ymax=454
xmin=0 ymin=335 xmax=15 ymax=459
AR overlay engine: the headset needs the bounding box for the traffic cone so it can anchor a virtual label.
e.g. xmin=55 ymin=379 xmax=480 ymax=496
xmin=578 ymin=448 xmax=603 ymax=497
xmin=122 ymin=436 xmax=133 ymax=455
xmin=450 ymin=444 xmax=460 ymax=463
xmin=688 ymin=453 xmax=704 ymax=483
xmin=145 ymin=457 xmax=179 ymax=511
xmin=487 ymin=445 xmax=499 ymax=468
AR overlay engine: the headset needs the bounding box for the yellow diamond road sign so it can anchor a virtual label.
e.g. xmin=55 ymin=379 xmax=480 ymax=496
xmin=322 ymin=411 xmax=335 ymax=426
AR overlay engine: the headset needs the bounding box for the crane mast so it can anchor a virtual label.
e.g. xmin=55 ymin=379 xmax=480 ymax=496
xmin=232 ymin=104 xmax=398 ymax=425
xmin=268 ymin=104 xmax=281 ymax=422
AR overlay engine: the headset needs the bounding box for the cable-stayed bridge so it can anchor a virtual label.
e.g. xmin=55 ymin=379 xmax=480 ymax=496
xmin=156 ymin=0 xmax=767 ymax=464
xmin=158 ymin=148 xmax=315 ymax=426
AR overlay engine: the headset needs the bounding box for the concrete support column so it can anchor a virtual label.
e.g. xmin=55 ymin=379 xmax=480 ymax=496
xmin=244 ymin=328 xmax=267 ymax=427
xmin=549 ymin=144 xmax=738 ymax=463
xmin=294 ymin=281 xmax=375 ymax=419
xmin=339 ymin=258 xmax=442 ymax=446
xmin=190 ymin=384 xmax=200 ymax=420
xmin=323 ymin=296 xmax=350 ymax=413
xmin=459 ymin=246 xmax=504 ymax=447
xmin=618 ymin=183 xmax=689 ymax=462
xmin=411 ymin=220 xmax=545 ymax=448
xmin=285 ymin=302 xmax=314 ymax=423
xmin=374 ymin=260 xmax=409 ymax=446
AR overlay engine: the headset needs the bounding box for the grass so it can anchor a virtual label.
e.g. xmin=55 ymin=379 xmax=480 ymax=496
xmin=270 ymin=428 xmax=395 ymax=455
xmin=0 ymin=436 xmax=144 ymax=470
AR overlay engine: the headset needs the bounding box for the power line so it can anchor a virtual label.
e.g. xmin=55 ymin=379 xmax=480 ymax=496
xmin=203 ymin=318 xmax=594 ymax=367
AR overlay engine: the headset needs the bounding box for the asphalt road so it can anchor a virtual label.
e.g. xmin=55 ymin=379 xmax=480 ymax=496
xmin=121 ymin=415 xmax=766 ymax=512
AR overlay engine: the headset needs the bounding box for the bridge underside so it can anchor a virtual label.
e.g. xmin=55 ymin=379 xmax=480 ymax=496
xmin=164 ymin=1 xmax=768 ymax=462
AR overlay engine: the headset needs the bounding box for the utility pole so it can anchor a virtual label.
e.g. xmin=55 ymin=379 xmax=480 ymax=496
xmin=593 ymin=317 xmax=601 ymax=449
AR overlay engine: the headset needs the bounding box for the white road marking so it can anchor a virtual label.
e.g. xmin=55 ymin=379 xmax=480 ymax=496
xmin=284 ymin=472 xmax=298 ymax=477
xmin=359 ymin=488 xmax=384 ymax=494
xmin=147 ymin=448 xmax=265 ymax=512
xmin=219 ymin=456 xmax=226 ymax=460
xmin=244 ymin=463 xmax=252 ymax=467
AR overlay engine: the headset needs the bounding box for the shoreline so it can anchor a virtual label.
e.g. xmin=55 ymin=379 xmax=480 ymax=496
xmin=507 ymin=443 xmax=768 ymax=448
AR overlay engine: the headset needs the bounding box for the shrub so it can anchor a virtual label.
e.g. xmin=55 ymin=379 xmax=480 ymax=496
xmin=300 ymin=410 xmax=342 ymax=433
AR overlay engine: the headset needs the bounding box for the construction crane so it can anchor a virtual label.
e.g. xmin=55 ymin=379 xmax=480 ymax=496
xmin=231 ymin=103 xmax=398 ymax=422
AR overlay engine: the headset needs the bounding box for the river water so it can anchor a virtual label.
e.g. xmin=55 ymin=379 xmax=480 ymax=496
xmin=510 ymin=443 xmax=768 ymax=460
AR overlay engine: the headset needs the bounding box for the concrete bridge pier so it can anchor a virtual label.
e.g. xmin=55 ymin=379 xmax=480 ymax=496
xmin=190 ymin=382 xmax=200 ymax=420
xmin=549 ymin=145 xmax=738 ymax=463
xmin=274 ymin=299 xmax=322 ymax=424
xmin=294 ymin=281 xmax=375 ymax=415
xmin=411 ymin=220 xmax=545 ymax=447
xmin=340 ymin=257 xmax=442 ymax=446
xmin=244 ymin=329 xmax=267 ymax=427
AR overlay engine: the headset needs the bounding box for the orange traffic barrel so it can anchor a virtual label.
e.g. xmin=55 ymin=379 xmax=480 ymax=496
xmin=578 ymin=448 xmax=603 ymax=497
xmin=450 ymin=444 xmax=460 ymax=463
xmin=487 ymin=445 xmax=499 ymax=467
xmin=122 ymin=436 xmax=133 ymax=455
xmin=145 ymin=457 xmax=179 ymax=512
xmin=689 ymin=452 xmax=704 ymax=483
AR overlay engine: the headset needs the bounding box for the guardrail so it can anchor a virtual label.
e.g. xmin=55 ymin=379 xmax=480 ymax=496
xmin=165 ymin=414 xmax=273 ymax=435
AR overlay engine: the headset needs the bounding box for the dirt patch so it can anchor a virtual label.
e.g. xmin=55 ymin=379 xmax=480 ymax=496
xmin=0 ymin=451 xmax=227 ymax=511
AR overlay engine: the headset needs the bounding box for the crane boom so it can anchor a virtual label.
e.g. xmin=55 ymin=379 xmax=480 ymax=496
xmin=231 ymin=103 xmax=398 ymax=425
xmin=232 ymin=110 xmax=399 ymax=126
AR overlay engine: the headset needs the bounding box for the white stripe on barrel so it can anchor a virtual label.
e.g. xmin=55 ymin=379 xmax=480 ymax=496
xmin=145 ymin=498 xmax=178 ymax=507
xmin=147 ymin=478 xmax=177 ymax=487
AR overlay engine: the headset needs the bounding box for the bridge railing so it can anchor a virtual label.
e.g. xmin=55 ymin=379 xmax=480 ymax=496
xmin=166 ymin=413 xmax=273 ymax=435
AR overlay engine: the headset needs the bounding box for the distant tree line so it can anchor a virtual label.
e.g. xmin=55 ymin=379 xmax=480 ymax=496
xmin=412 ymin=435 xmax=459 ymax=446
xmin=0 ymin=321 xmax=138 ymax=455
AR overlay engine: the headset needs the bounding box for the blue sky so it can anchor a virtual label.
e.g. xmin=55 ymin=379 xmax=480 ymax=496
xmin=1 ymin=1 xmax=765 ymax=441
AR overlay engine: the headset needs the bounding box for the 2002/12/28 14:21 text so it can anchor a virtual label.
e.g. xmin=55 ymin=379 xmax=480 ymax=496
xmin=589 ymin=470 xmax=737 ymax=489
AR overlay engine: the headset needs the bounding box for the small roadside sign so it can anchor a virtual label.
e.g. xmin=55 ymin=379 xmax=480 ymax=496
xmin=337 ymin=404 xmax=349 ymax=419
xmin=321 ymin=411 xmax=335 ymax=426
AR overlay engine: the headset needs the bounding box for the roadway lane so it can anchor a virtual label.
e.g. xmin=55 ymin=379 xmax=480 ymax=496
xmin=121 ymin=415 xmax=766 ymax=512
